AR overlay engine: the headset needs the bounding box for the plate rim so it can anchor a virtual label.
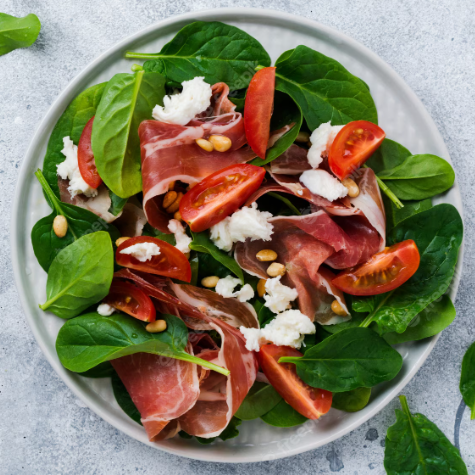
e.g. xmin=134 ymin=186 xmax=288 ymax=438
xmin=10 ymin=7 xmax=464 ymax=463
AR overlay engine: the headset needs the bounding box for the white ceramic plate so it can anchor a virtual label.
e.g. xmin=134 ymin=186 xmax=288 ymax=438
xmin=11 ymin=8 xmax=464 ymax=463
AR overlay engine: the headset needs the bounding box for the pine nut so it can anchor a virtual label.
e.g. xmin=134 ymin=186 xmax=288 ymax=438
xmin=331 ymin=299 xmax=348 ymax=316
xmin=257 ymin=279 xmax=267 ymax=298
xmin=201 ymin=276 xmax=220 ymax=288
xmin=196 ymin=138 xmax=214 ymax=152
xmin=166 ymin=192 xmax=183 ymax=213
xmin=295 ymin=131 xmax=310 ymax=143
xmin=256 ymin=249 xmax=278 ymax=262
xmin=53 ymin=215 xmax=68 ymax=238
xmin=209 ymin=135 xmax=232 ymax=152
xmin=115 ymin=236 xmax=131 ymax=247
xmin=174 ymin=210 xmax=182 ymax=221
xmin=163 ymin=190 xmax=177 ymax=209
xmin=266 ymin=262 xmax=286 ymax=277
xmin=146 ymin=319 xmax=167 ymax=333
xmin=341 ymin=178 xmax=360 ymax=198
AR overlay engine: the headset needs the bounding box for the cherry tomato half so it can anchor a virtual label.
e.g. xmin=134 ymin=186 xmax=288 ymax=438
xmin=78 ymin=116 xmax=102 ymax=189
xmin=332 ymin=239 xmax=420 ymax=296
xmin=328 ymin=120 xmax=385 ymax=179
xmin=258 ymin=344 xmax=332 ymax=420
xmin=103 ymin=279 xmax=156 ymax=322
xmin=116 ymin=236 xmax=192 ymax=283
xmin=179 ymin=164 xmax=266 ymax=232
xmin=244 ymin=67 xmax=276 ymax=159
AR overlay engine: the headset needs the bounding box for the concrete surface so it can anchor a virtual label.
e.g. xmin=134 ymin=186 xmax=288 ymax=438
xmin=1 ymin=1 xmax=475 ymax=474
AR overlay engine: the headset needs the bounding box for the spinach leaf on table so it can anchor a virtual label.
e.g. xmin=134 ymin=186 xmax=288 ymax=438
xmin=235 ymin=382 xmax=282 ymax=420
xmin=260 ymin=399 xmax=308 ymax=427
xmin=332 ymin=387 xmax=371 ymax=413
xmin=56 ymin=313 xmax=229 ymax=375
xmin=31 ymin=169 xmax=119 ymax=272
xmin=0 ymin=13 xmax=41 ymax=56
xmin=92 ymin=71 xmax=166 ymax=198
xmin=274 ymin=45 xmax=377 ymax=130
xmin=39 ymin=231 xmax=114 ymax=319
xmin=384 ymin=395 xmax=468 ymax=474
xmin=129 ymin=21 xmax=271 ymax=91
xmin=111 ymin=371 xmax=142 ymax=425
xmin=279 ymin=328 xmax=403 ymax=392
xmin=43 ymin=83 xmax=106 ymax=197
xmin=460 ymin=341 xmax=475 ymax=420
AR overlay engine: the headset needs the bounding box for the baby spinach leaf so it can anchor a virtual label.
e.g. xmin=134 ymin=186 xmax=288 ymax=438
xmin=332 ymin=387 xmax=371 ymax=413
xmin=384 ymin=395 xmax=468 ymax=474
xmin=357 ymin=204 xmax=463 ymax=334
xmin=190 ymin=231 xmax=244 ymax=283
xmin=0 ymin=13 xmax=41 ymax=56
xmin=92 ymin=71 xmax=166 ymax=198
xmin=56 ymin=313 xmax=229 ymax=375
xmin=260 ymin=399 xmax=308 ymax=427
xmin=377 ymin=154 xmax=455 ymax=200
xmin=39 ymin=231 xmax=114 ymax=319
xmin=128 ymin=21 xmax=271 ymax=91
xmin=384 ymin=195 xmax=432 ymax=234
xmin=43 ymin=82 xmax=106 ymax=197
xmin=274 ymin=45 xmax=377 ymax=130
xmin=384 ymin=295 xmax=456 ymax=345
xmin=78 ymin=361 xmax=114 ymax=378
xmin=141 ymin=222 xmax=176 ymax=245
xmin=460 ymin=342 xmax=475 ymax=420
xmin=235 ymin=382 xmax=282 ymax=420
xmin=228 ymin=89 xmax=247 ymax=112
xmin=31 ymin=170 xmax=119 ymax=271
xmin=108 ymin=191 xmax=127 ymax=216
xmin=111 ymin=371 xmax=142 ymax=425
xmin=258 ymin=305 xmax=276 ymax=328
xmin=279 ymin=328 xmax=403 ymax=392
xmin=366 ymin=138 xmax=411 ymax=174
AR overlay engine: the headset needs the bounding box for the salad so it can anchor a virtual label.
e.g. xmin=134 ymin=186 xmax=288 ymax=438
xmin=31 ymin=21 xmax=463 ymax=444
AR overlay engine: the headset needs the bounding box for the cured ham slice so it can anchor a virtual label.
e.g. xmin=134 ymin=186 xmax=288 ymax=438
xmin=269 ymin=144 xmax=311 ymax=175
xmin=111 ymin=345 xmax=200 ymax=441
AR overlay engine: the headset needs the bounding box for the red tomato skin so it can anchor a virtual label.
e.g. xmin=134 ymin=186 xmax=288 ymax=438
xmin=328 ymin=120 xmax=386 ymax=179
xmin=332 ymin=239 xmax=420 ymax=296
xmin=258 ymin=344 xmax=332 ymax=420
xmin=116 ymin=236 xmax=192 ymax=283
xmin=179 ymin=164 xmax=266 ymax=232
xmin=244 ymin=67 xmax=276 ymax=159
xmin=103 ymin=279 xmax=156 ymax=322
xmin=78 ymin=116 xmax=102 ymax=189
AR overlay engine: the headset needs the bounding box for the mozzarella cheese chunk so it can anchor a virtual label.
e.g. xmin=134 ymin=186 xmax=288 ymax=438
xmin=215 ymin=275 xmax=255 ymax=302
xmin=239 ymin=327 xmax=263 ymax=352
xmin=56 ymin=136 xmax=98 ymax=198
xmin=264 ymin=276 xmax=299 ymax=314
xmin=307 ymin=122 xmax=344 ymax=168
xmin=119 ymin=242 xmax=161 ymax=262
xmin=97 ymin=303 xmax=115 ymax=316
xmin=152 ymin=77 xmax=212 ymax=126
xmin=300 ymin=169 xmax=348 ymax=201
xmin=210 ymin=203 xmax=274 ymax=251
xmin=168 ymin=219 xmax=192 ymax=254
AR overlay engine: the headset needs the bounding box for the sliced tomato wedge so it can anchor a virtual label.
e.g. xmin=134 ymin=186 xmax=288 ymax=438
xmin=258 ymin=344 xmax=332 ymax=420
xmin=328 ymin=120 xmax=385 ymax=179
xmin=244 ymin=67 xmax=276 ymax=159
xmin=103 ymin=279 xmax=156 ymax=322
xmin=78 ymin=116 xmax=102 ymax=188
xmin=179 ymin=164 xmax=266 ymax=232
xmin=332 ymin=239 xmax=420 ymax=296
xmin=116 ymin=236 xmax=191 ymax=282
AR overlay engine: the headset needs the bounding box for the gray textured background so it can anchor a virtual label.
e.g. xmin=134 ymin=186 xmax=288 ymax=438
xmin=1 ymin=1 xmax=475 ymax=474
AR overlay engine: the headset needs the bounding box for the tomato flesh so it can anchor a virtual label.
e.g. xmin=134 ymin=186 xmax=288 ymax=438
xmin=258 ymin=344 xmax=332 ymax=420
xmin=328 ymin=120 xmax=385 ymax=179
xmin=116 ymin=236 xmax=192 ymax=282
xmin=179 ymin=164 xmax=266 ymax=232
xmin=244 ymin=67 xmax=276 ymax=159
xmin=78 ymin=116 xmax=102 ymax=188
xmin=332 ymin=240 xmax=420 ymax=296
xmin=103 ymin=279 xmax=156 ymax=322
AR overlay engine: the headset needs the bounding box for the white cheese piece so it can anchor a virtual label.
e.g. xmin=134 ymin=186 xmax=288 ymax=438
xmin=215 ymin=275 xmax=255 ymax=302
xmin=239 ymin=327 xmax=263 ymax=352
xmin=120 ymin=242 xmax=161 ymax=262
xmin=152 ymin=77 xmax=212 ymax=126
xmin=210 ymin=203 xmax=274 ymax=251
xmin=307 ymin=122 xmax=344 ymax=168
xmin=264 ymin=276 xmax=299 ymax=314
xmin=168 ymin=219 xmax=192 ymax=254
xmin=97 ymin=303 xmax=115 ymax=316
xmin=56 ymin=136 xmax=98 ymax=198
xmin=300 ymin=169 xmax=348 ymax=201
